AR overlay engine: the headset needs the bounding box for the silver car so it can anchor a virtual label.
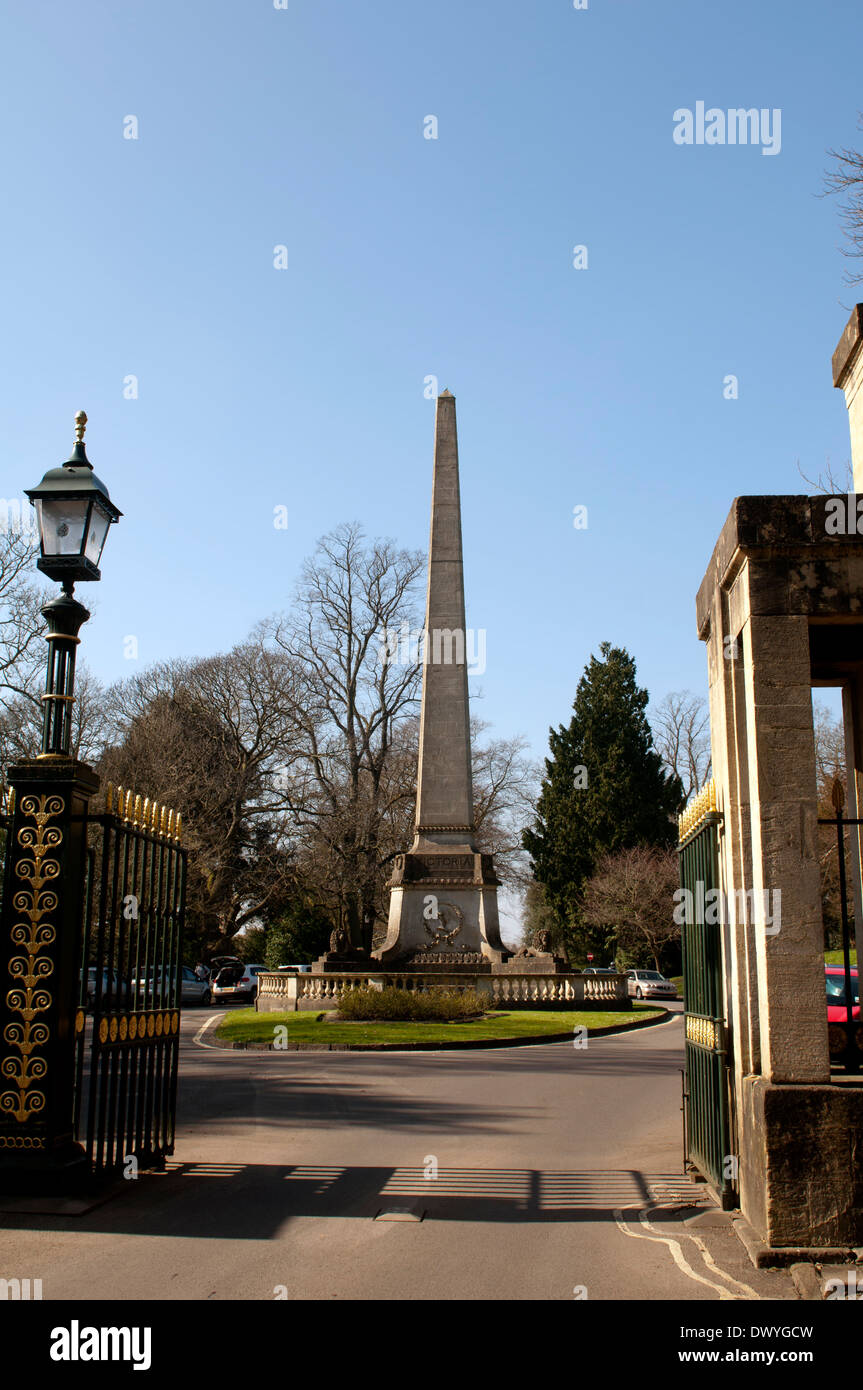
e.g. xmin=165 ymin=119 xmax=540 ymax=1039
xmin=625 ymin=969 xmax=677 ymax=1000
xmin=80 ymin=967 xmax=125 ymax=1011
xmin=131 ymin=965 xmax=212 ymax=1008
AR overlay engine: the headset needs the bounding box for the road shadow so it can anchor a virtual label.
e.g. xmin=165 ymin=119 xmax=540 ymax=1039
xmin=0 ymin=1164 xmax=708 ymax=1240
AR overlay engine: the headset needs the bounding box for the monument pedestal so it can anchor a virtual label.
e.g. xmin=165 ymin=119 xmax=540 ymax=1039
xmin=375 ymin=846 xmax=510 ymax=970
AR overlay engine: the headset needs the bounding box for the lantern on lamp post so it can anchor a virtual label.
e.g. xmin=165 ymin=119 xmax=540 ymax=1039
xmin=25 ymin=411 xmax=122 ymax=757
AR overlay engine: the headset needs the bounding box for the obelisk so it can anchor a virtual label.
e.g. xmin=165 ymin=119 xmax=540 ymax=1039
xmin=375 ymin=392 xmax=508 ymax=968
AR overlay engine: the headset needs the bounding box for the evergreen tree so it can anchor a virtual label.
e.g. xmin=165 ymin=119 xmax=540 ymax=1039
xmin=264 ymin=900 xmax=334 ymax=969
xmin=523 ymin=643 xmax=683 ymax=952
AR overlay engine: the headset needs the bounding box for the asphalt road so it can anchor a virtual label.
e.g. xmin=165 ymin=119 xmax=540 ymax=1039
xmin=0 ymin=1004 xmax=797 ymax=1301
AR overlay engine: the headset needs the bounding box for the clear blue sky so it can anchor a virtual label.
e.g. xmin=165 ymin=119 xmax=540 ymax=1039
xmin=1 ymin=0 xmax=860 ymax=766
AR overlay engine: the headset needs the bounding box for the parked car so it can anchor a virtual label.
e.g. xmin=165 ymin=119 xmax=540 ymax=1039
xmin=826 ymin=965 xmax=859 ymax=1020
xmin=179 ymin=967 xmax=212 ymax=1007
xmin=277 ymin=963 xmax=312 ymax=973
xmin=131 ymin=964 xmax=212 ymax=1008
xmin=826 ymin=965 xmax=860 ymax=1057
xmin=583 ymin=966 xmax=617 ymax=976
xmin=80 ymin=967 xmax=125 ymax=1011
xmin=208 ymin=955 xmax=242 ymax=975
xmin=211 ymin=962 xmax=265 ymax=1003
xmin=625 ymin=969 xmax=678 ymax=1001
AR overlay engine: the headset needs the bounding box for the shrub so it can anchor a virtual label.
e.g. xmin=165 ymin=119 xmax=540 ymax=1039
xmin=336 ymin=985 xmax=487 ymax=1022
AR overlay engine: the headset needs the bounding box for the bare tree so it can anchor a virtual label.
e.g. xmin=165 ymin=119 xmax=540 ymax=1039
xmin=265 ymin=525 xmax=537 ymax=949
xmin=0 ymin=521 xmax=113 ymax=774
xmin=0 ymin=522 xmax=47 ymax=709
xmin=1 ymin=663 xmax=108 ymax=774
xmin=824 ymin=115 xmax=863 ymax=286
xmin=581 ymin=845 xmax=680 ymax=972
xmin=651 ymin=690 xmax=711 ymax=804
xmin=813 ymin=698 xmax=846 ymax=798
xmin=469 ymin=720 xmax=538 ymax=889
xmin=100 ymin=639 xmax=309 ymax=951
xmin=265 ymin=522 xmax=426 ymax=951
xmin=796 ymin=457 xmax=853 ymax=495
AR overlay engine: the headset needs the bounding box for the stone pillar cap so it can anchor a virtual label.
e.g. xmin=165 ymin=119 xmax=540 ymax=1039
xmin=832 ymin=304 xmax=863 ymax=388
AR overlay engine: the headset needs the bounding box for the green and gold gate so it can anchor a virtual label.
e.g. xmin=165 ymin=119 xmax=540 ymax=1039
xmin=678 ymin=781 xmax=735 ymax=1208
xmin=73 ymin=785 xmax=186 ymax=1175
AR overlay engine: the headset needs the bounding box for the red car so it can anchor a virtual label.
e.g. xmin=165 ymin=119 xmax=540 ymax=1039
xmin=826 ymin=965 xmax=860 ymax=1058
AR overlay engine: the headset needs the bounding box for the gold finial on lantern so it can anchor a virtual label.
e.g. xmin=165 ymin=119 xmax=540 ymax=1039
xmin=74 ymin=410 xmax=87 ymax=442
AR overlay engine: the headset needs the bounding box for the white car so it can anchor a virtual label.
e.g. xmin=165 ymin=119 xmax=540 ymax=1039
xmin=211 ymin=962 xmax=265 ymax=1003
xmin=625 ymin=969 xmax=677 ymax=1001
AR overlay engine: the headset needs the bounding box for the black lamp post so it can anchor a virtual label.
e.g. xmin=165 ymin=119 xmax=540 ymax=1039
xmin=0 ymin=412 xmax=122 ymax=1188
xmin=25 ymin=411 xmax=121 ymax=757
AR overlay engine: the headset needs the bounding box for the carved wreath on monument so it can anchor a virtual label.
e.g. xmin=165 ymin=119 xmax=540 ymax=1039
xmin=423 ymin=900 xmax=465 ymax=950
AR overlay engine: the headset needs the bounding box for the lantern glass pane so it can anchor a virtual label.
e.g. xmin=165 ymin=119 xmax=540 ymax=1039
xmin=84 ymin=504 xmax=110 ymax=566
xmin=35 ymin=498 xmax=89 ymax=556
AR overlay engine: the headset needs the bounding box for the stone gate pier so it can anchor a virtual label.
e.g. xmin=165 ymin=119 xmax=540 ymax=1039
xmin=691 ymin=306 xmax=863 ymax=1250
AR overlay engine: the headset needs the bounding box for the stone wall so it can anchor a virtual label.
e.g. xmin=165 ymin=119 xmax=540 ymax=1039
xmin=256 ymin=971 xmax=631 ymax=1013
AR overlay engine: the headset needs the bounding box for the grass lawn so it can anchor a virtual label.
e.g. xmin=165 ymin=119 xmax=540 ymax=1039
xmin=825 ymin=949 xmax=858 ymax=966
xmin=214 ymin=1004 xmax=666 ymax=1049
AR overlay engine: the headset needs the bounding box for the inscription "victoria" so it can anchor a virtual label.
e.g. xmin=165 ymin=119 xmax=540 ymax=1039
xmin=415 ymin=855 xmax=473 ymax=873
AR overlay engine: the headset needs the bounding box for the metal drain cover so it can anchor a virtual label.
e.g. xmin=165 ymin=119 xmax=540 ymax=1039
xmin=374 ymin=1200 xmax=425 ymax=1222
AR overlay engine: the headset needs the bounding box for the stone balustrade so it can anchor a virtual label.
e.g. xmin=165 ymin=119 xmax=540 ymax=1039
xmin=255 ymin=970 xmax=630 ymax=1013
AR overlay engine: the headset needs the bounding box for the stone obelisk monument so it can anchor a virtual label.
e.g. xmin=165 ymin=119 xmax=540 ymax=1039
xmin=375 ymin=391 xmax=509 ymax=969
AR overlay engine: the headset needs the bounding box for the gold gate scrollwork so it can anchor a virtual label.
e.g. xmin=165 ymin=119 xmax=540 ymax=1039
xmin=0 ymin=793 xmax=63 ymax=1126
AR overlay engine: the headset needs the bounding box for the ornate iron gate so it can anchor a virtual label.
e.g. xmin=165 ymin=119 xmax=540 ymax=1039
xmin=73 ymin=785 xmax=186 ymax=1175
xmin=678 ymin=782 xmax=734 ymax=1208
